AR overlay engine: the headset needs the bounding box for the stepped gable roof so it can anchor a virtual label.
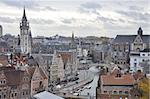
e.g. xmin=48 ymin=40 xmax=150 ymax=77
xmin=26 ymin=66 xmax=47 ymax=79
xmin=57 ymin=51 xmax=73 ymax=65
xmin=39 ymin=67 xmax=48 ymax=79
xmin=26 ymin=66 xmax=35 ymax=77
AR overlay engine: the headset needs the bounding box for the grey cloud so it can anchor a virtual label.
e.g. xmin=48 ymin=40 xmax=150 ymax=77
xmin=97 ymin=16 xmax=116 ymax=23
xmin=0 ymin=0 xmax=40 ymax=10
xmin=117 ymin=11 xmax=150 ymax=22
xmin=79 ymin=2 xmax=101 ymax=14
xmin=119 ymin=19 xmax=125 ymax=23
xmin=129 ymin=5 xmax=144 ymax=11
xmin=61 ymin=18 xmax=76 ymax=24
xmin=45 ymin=6 xmax=57 ymax=11
xmin=29 ymin=18 xmax=54 ymax=25
xmin=81 ymin=2 xmax=101 ymax=10
xmin=0 ymin=16 xmax=16 ymax=23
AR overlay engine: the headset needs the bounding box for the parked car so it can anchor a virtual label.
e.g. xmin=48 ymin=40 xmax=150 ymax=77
xmin=84 ymin=85 xmax=91 ymax=89
xmin=73 ymin=93 xmax=79 ymax=96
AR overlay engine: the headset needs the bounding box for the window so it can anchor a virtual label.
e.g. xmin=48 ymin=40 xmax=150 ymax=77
xmin=26 ymin=91 xmax=28 ymax=95
xmin=142 ymin=54 xmax=145 ymax=56
xmin=134 ymin=63 xmax=137 ymax=67
xmin=15 ymin=93 xmax=17 ymax=96
xmin=3 ymin=80 xmax=5 ymax=84
xmin=134 ymin=59 xmax=136 ymax=61
xmin=142 ymin=59 xmax=144 ymax=62
xmin=125 ymin=91 xmax=128 ymax=94
xmin=104 ymin=91 xmax=107 ymax=93
xmin=11 ymin=94 xmax=13 ymax=97
xmin=119 ymin=91 xmax=122 ymax=94
xmin=114 ymin=91 xmax=117 ymax=94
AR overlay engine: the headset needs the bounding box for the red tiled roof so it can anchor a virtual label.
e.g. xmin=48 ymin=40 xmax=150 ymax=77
xmin=101 ymin=74 xmax=135 ymax=86
xmin=4 ymin=70 xmax=24 ymax=86
xmin=39 ymin=68 xmax=48 ymax=79
xmin=58 ymin=52 xmax=73 ymax=64
xmin=26 ymin=67 xmax=36 ymax=77
xmin=0 ymin=55 xmax=9 ymax=66
xmin=27 ymin=66 xmax=47 ymax=79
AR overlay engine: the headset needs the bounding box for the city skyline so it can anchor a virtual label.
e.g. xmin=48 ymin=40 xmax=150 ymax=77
xmin=0 ymin=0 xmax=149 ymax=37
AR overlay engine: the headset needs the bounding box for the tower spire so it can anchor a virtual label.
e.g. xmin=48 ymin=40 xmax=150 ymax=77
xmin=72 ymin=31 xmax=74 ymax=41
xmin=22 ymin=6 xmax=27 ymax=21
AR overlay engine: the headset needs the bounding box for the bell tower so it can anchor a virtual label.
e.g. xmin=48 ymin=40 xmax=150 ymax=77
xmin=20 ymin=7 xmax=32 ymax=54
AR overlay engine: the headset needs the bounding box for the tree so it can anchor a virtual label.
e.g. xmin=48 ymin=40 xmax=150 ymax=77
xmin=139 ymin=78 xmax=150 ymax=99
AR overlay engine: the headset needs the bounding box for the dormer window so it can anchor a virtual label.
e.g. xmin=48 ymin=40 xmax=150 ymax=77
xmin=3 ymin=80 xmax=6 ymax=84
xmin=0 ymin=80 xmax=6 ymax=85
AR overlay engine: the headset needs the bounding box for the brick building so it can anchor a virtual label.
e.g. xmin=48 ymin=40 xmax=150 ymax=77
xmin=0 ymin=66 xmax=30 ymax=99
xmin=96 ymin=67 xmax=135 ymax=99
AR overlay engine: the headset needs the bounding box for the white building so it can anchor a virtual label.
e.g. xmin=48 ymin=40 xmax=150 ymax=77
xmin=130 ymin=49 xmax=150 ymax=72
xmin=20 ymin=8 xmax=32 ymax=54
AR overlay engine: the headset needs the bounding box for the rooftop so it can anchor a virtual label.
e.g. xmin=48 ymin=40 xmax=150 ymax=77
xmin=101 ymin=73 xmax=135 ymax=86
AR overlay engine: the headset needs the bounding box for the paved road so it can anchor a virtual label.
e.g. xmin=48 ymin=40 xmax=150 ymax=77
xmin=80 ymin=73 xmax=99 ymax=97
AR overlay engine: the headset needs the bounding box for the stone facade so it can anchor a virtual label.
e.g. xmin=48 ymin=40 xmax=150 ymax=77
xmin=112 ymin=27 xmax=150 ymax=66
xmin=50 ymin=51 xmax=65 ymax=82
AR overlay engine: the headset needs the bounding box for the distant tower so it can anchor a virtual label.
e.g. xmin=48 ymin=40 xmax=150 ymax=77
xmin=137 ymin=27 xmax=143 ymax=36
xmin=70 ymin=32 xmax=77 ymax=49
xmin=0 ymin=25 xmax=2 ymax=37
xmin=20 ymin=7 xmax=32 ymax=54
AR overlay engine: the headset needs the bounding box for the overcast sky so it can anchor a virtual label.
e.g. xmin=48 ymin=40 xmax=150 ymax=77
xmin=0 ymin=0 xmax=149 ymax=37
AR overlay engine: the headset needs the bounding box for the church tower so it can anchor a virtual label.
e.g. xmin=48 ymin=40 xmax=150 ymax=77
xmin=20 ymin=7 xmax=32 ymax=54
xmin=137 ymin=27 xmax=143 ymax=36
xmin=70 ymin=32 xmax=77 ymax=49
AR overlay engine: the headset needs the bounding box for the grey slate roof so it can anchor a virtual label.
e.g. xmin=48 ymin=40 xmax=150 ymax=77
xmin=141 ymin=35 xmax=150 ymax=43
xmin=113 ymin=35 xmax=150 ymax=43
xmin=0 ymin=41 xmax=8 ymax=48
